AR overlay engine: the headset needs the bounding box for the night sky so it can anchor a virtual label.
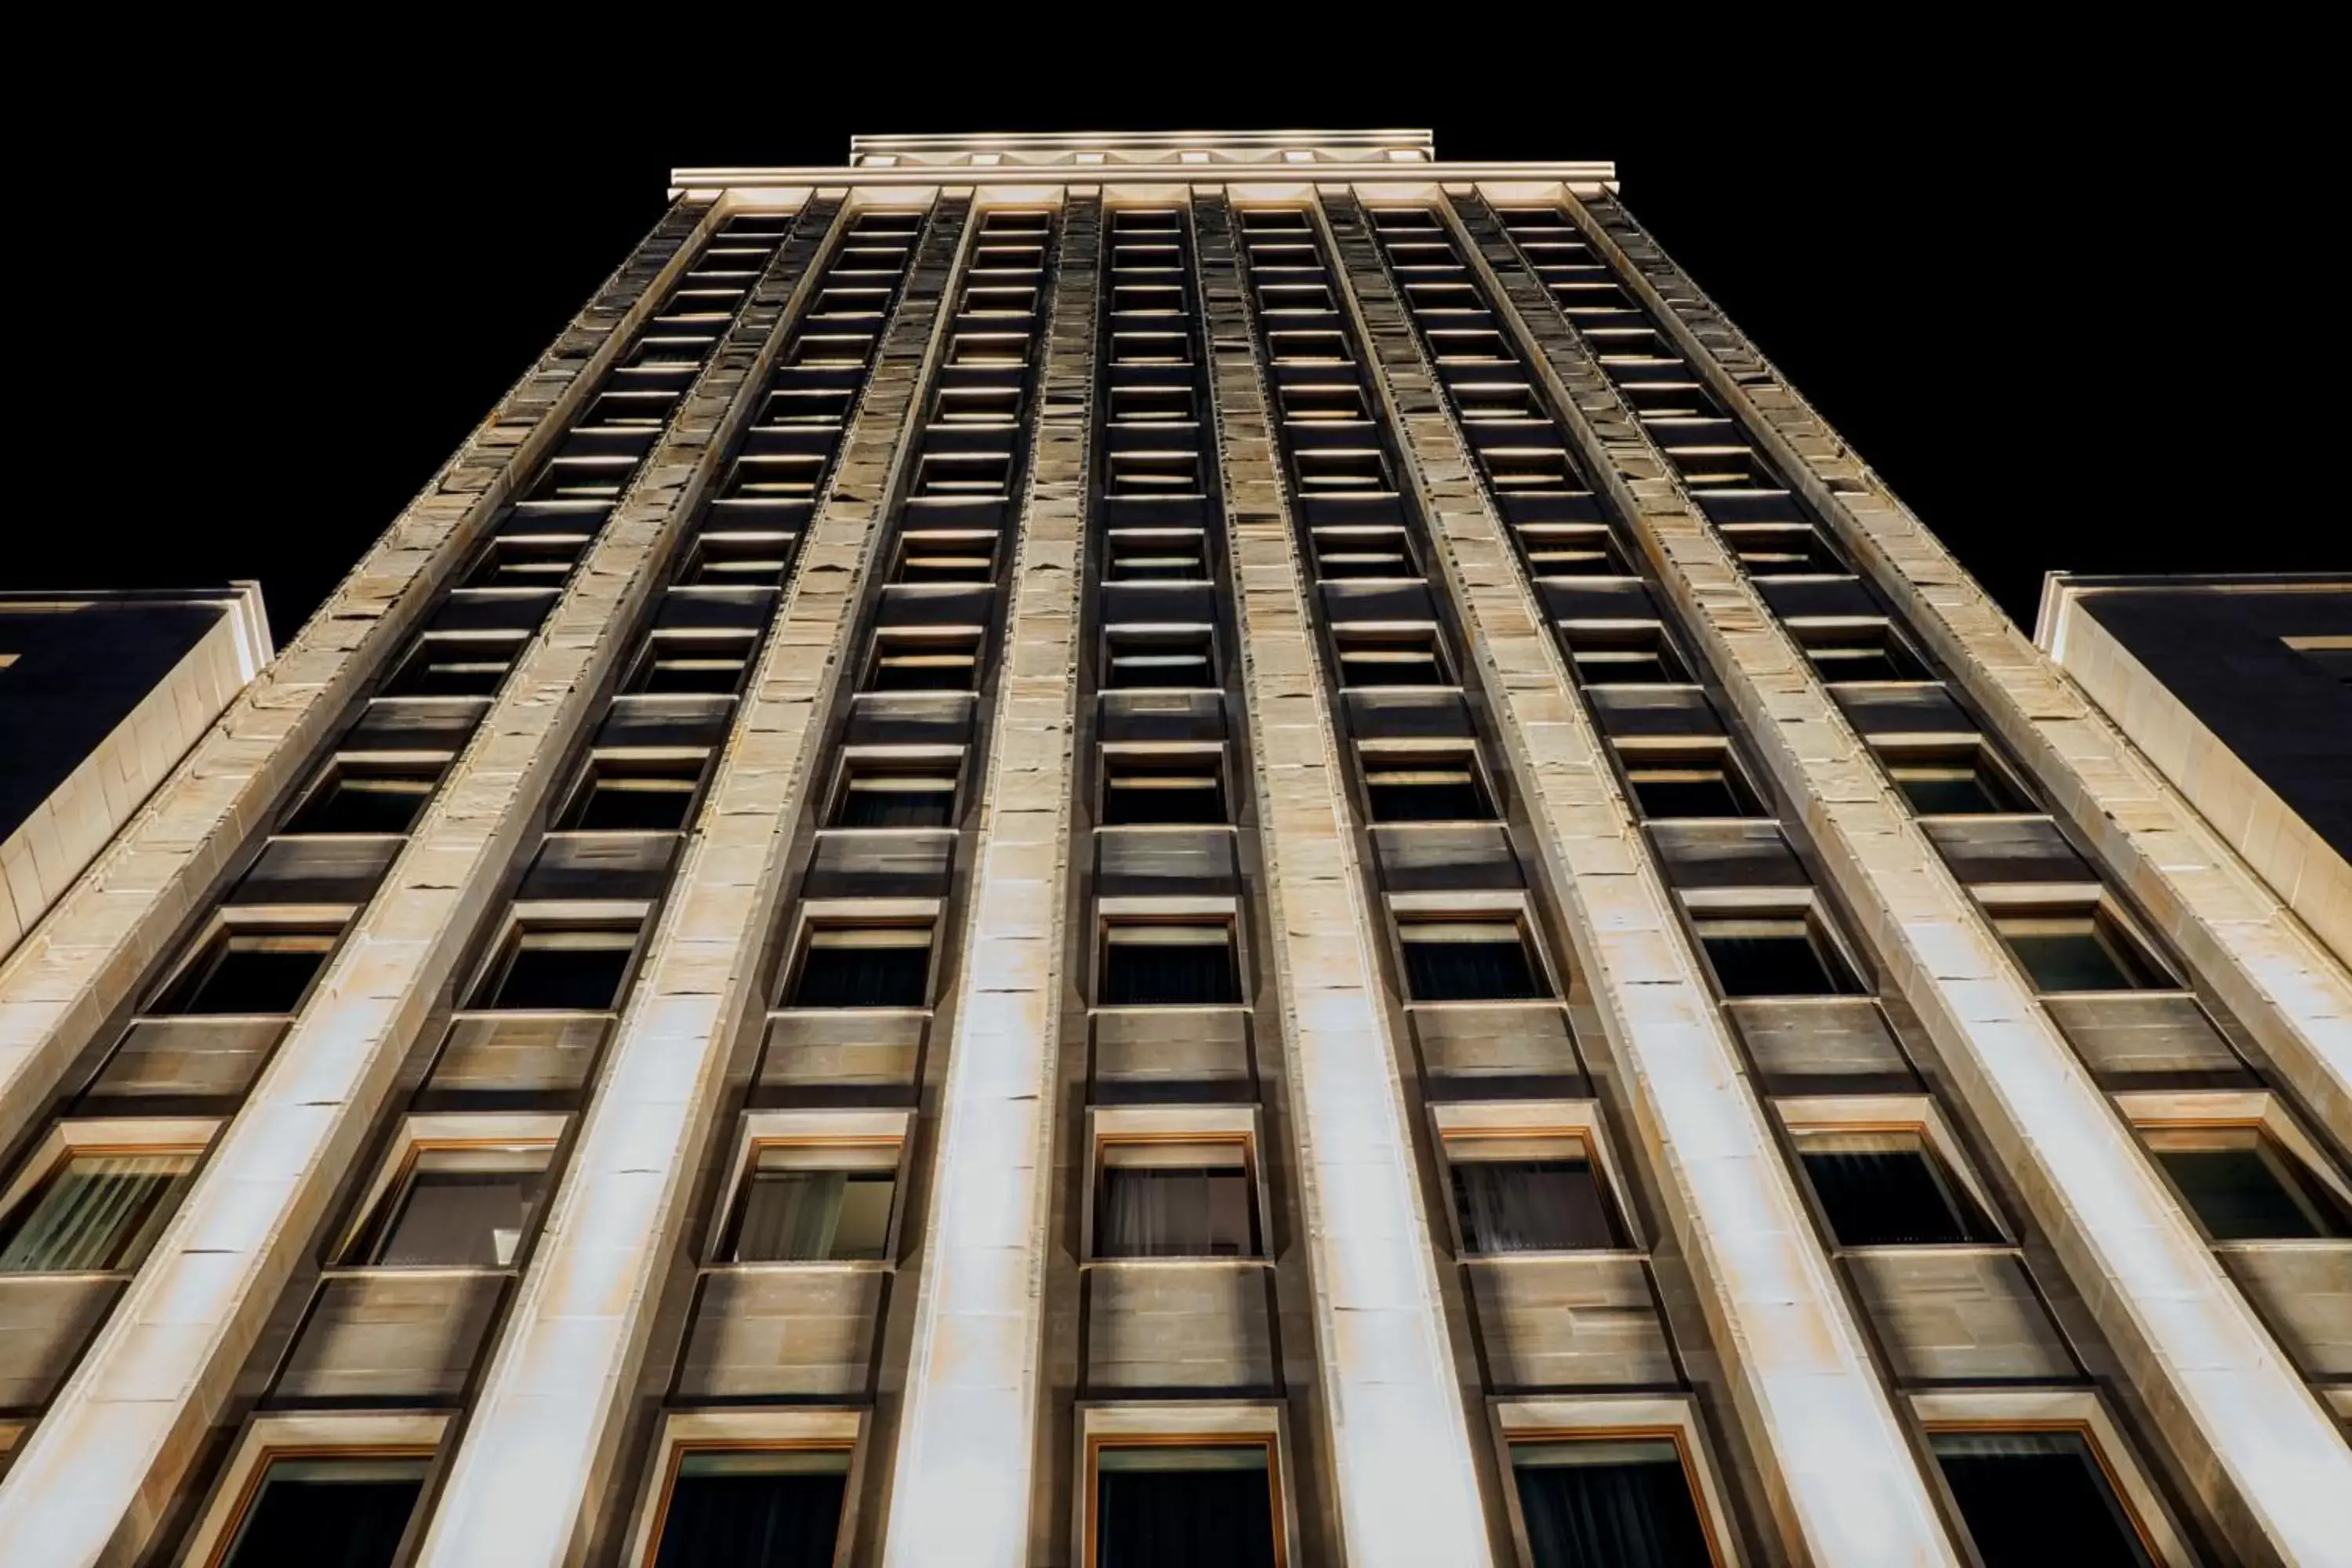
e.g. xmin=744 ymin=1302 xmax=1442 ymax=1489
xmin=14 ymin=44 xmax=2337 ymax=645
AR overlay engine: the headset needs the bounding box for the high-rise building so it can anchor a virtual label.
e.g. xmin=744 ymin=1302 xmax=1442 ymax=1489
xmin=0 ymin=130 xmax=2343 ymax=1568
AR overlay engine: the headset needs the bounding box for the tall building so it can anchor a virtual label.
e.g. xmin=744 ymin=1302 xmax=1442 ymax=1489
xmin=0 ymin=130 xmax=2343 ymax=1567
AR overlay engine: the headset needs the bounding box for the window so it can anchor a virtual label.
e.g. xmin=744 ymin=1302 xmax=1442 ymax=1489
xmin=723 ymin=1143 xmax=898 ymax=1262
xmin=1400 ymin=920 xmax=1548 ymax=1002
xmin=1335 ymin=632 xmax=1449 ymax=688
xmin=0 ymin=1141 xmax=201 ymax=1272
xmin=1103 ymin=755 xmax=1226 ymax=826
xmin=1520 ymin=526 xmax=1628 ymax=579
xmin=1929 ymin=1429 xmax=2155 ymax=1568
xmin=1792 ymin=1129 xmax=1996 ymax=1247
xmin=1511 ymin=1439 xmax=1715 ymax=1568
xmin=384 ymin=633 xmax=521 ymax=698
xmin=1107 ymin=630 xmax=1214 ymax=690
xmin=1721 ymin=524 xmax=1839 ymax=577
xmin=1101 ymin=924 xmax=1239 ymax=1006
xmin=1091 ymin=1443 xmax=1279 ymax=1568
xmin=284 ymin=761 xmax=442 ymax=835
xmin=213 ymin=1454 xmax=432 ymax=1568
xmin=1312 ymin=527 xmax=1414 ymax=579
xmin=466 ymin=535 xmax=580 ymax=586
xmin=832 ymin=764 xmax=958 ymax=829
xmin=787 ymin=926 xmax=933 ymax=1009
xmin=685 ymin=535 xmax=793 ymax=586
xmin=1095 ymin=1139 xmax=1258 ymax=1258
xmin=151 ymin=925 xmax=340 ymax=1015
xmin=895 ymin=534 xmax=996 ymax=584
xmin=1106 ymin=531 xmax=1208 ymax=583
xmin=631 ymin=633 xmax=756 ymax=695
xmin=1991 ymin=906 xmax=2168 ymax=993
xmin=473 ymin=925 xmax=639 ymax=1011
xmin=347 ymin=1141 xmax=553 ymax=1267
xmin=866 ymin=633 xmax=981 ymax=693
xmin=1692 ymin=913 xmax=1855 ymax=998
xmin=1447 ymin=1136 xmax=1621 ymax=1253
xmin=1621 ymin=749 xmax=1759 ymax=819
xmin=1563 ymin=626 xmax=1689 ymax=686
xmin=1791 ymin=621 xmax=1930 ymax=683
xmin=2140 ymin=1125 xmax=2351 ymax=1240
xmin=649 ymin=1449 xmax=851 ymax=1568
xmin=1880 ymin=744 xmax=2027 ymax=815
xmin=1363 ymin=755 xmax=1490 ymax=822
xmin=558 ymin=757 xmax=706 ymax=831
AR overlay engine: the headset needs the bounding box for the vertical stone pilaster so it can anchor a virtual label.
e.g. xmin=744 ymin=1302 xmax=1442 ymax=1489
xmin=876 ymin=193 xmax=1098 ymax=1568
xmin=1321 ymin=193 xmax=1964 ymax=1568
xmin=0 ymin=194 xmax=845 ymax=1568
xmin=1461 ymin=191 xmax=2352 ymax=1568
xmin=408 ymin=195 xmax=972 ymax=1568
xmin=0 ymin=199 xmax=719 ymax=1152
xmin=1564 ymin=193 xmax=2352 ymax=1146
xmin=1193 ymin=191 xmax=1498 ymax=1568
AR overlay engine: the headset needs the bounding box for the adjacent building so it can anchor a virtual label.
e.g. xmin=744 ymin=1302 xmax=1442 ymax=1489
xmin=0 ymin=131 xmax=2344 ymax=1568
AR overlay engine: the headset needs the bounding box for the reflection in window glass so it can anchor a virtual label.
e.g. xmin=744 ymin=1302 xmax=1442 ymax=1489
xmin=1400 ymin=922 xmax=1548 ymax=1002
xmin=1930 ymin=1429 xmax=2154 ymax=1568
xmin=1102 ymin=926 xmax=1238 ymax=1006
xmin=1512 ymin=1439 xmax=1713 ymax=1568
xmin=1095 ymin=1445 xmax=1277 ymax=1568
xmin=1795 ymin=1131 xmax=1995 ymax=1247
xmin=1449 ymin=1138 xmax=1620 ymax=1253
xmin=219 ymin=1454 xmax=430 ymax=1568
xmin=728 ymin=1148 xmax=897 ymax=1262
xmin=476 ymin=928 xmax=637 ymax=1011
xmin=354 ymin=1145 xmax=551 ymax=1267
xmin=1097 ymin=1144 xmax=1257 ymax=1258
xmin=0 ymin=1149 xmax=198 ymax=1272
xmin=1694 ymin=918 xmax=1853 ymax=998
xmin=2143 ymin=1126 xmax=2352 ymax=1240
xmin=789 ymin=929 xmax=932 ymax=1009
xmin=154 ymin=930 xmax=339 ymax=1016
xmin=1994 ymin=913 xmax=2165 ymax=993
xmin=652 ymin=1449 xmax=850 ymax=1568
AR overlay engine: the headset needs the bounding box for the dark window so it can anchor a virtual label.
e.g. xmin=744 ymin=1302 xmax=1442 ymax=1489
xmin=1401 ymin=922 xmax=1548 ymax=1001
xmin=1994 ymin=911 xmax=2167 ymax=993
xmin=152 ymin=928 xmax=339 ymax=1015
xmin=833 ymin=767 xmax=957 ymax=829
xmin=895 ymin=535 xmax=996 ymax=584
xmin=1313 ymin=528 xmax=1415 ymax=579
xmin=1795 ymin=1132 xmax=1996 ymax=1247
xmin=466 ymin=535 xmax=579 ymax=586
xmin=1512 ymin=1439 xmax=1713 ymax=1568
xmin=789 ymin=930 xmax=931 ymax=1008
xmin=1884 ymin=748 xmax=2027 ymax=815
xmin=384 ymin=633 xmax=520 ymax=698
xmin=687 ymin=535 xmax=793 ymax=586
xmin=1521 ymin=527 xmax=1628 ymax=579
xmin=1723 ymin=524 xmax=1840 ymax=577
xmin=631 ymin=634 xmax=754 ymax=695
xmin=866 ymin=635 xmax=979 ymax=693
xmin=1450 ymin=1142 xmax=1620 ymax=1253
xmin=1097 ymin=1146 xmax=1257 ymax=1258
xmin=1102 ymin=927 xmax=1239 ymax=1006
xmin=652 ymin=1450 xmax=850 ymax=1568
xmin=1694 ymin=917 xmax=1854 ymax=998
xmin=1094 ymin=1446 xmax=1277 ymax=1568
xmin=1930 ymin=1430 xmax=2154 ymax=1568
xmin=1107 ymin=532 xmax=1209 ymax=583
xmin=217 ymin=1455 xmax=430 ymax=1568
xmin=1793 ymin=622 xmax=1930 ymax=683
xmin=727 ymin=1154 xmax=897 ymax=1262
xmin=1364 ymin=760 xmax=1489 ymax=822
xmin=1103 ymin=759 xmax=1226 ymax=826
xmin=1107 ymin=632 xmax=1214 ymax=690
xmin=2143 ymin=1127 xmax=2352 ymax=1240
xmin=1565 ymin=626 xmax=1688 ymax=686
xmin=285 ymin=762 xmax=442 ymax=835
xmin=474 ymin=927 xmax=637 ymax=1011
xmin=1337 ymin=633 xmax=1448 ymax=688
xmin=0 ymin=1148 xmax=198 ymax=1272
xmin=351 ymin=1145 xmax=551 ymax=1267
xmin=1624 ymin=753 xmax=1757 ymax=818
xmin=559 ymin=757 xmax=705 ymax=831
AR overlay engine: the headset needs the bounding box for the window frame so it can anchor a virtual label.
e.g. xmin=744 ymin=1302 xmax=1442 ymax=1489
xmin=554 ymin=750 xmax=711 ymax=835
xmin=1911 ymin=1389 xmax=2193 ymax=1566
xmin=1612 ymin=738 xmax=1765 ymax=822
xmin=1098 ymin=745 xmax=1229 ymax=829
xmin=779 ymin=902 xmax=942 ymax=1012
xmin=143 ymin=913 xmax=350 ymax=1020
xmin=1389 ymin=894 xmax=1559 ymax=1007
xmin=825 ymin=747 xmax=964 ymax=832
xmin=706 ymin=1109 xmax=911 ymax=1265
xmin=1775 ymin=1095 xmax=2006 ymax=1250
xmin=1358 ymin=742 xmax=1497 ymax=826
xmin=1077 ymin=1401 xmax=1298 ymax=1568
xmin=0 ymin=1117 xmax=218 ymax=1276
xmin=179 ymin=1411 xmax=448 ymax=1568
xmin=279 ymin=755 xmax=448 ymax=837
xmin=1488 ymin=1396 xmax=1737 ymax=1568
xmin=1083 ymin=1106 xmax=1268 ymax=1265
xmin=622 ymin=1407 xmax=868 ymax=1568
xmin=1431 ymin=1101 xmax=1639 ymax=1257
xmin=465 ymin=909 xmax=648 ymax=1014
xmin=2114 ymin=1089 xmax=2352 ymax=1244
xmin=1869 ymin=738 xmax=2034 ymax=818
xmin=1681 ymin=892 xmax=1864 ymax=1001
xmin=330 ymin=1112 xmax=564 ymax=1270
xmin=1976 ymin=891 xmax=2179 ymax=995
xmin=1094 ymin=901 xmax=1244 ymax=1011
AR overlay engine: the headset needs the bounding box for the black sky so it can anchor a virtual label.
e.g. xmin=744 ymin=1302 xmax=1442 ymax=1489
xmin=12 ymin=36 xmax=2339 ymax=644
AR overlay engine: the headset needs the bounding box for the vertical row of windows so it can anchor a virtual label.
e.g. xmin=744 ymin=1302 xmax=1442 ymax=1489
xmin=0 ymin=215 xmax=800 ymax=1443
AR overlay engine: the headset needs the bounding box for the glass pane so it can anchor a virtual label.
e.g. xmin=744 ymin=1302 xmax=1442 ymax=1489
xmin=1628 ymin=770 xmax=1748 ymax=818
xmin=835 ymin=776 xmax=956 ymax=829
xmin=1890 ymin=764 xmax=2016 ymax=816
xmin=1403 ymin=933 xmax=1546 ymax=1001
xmin=1512 ymin=1439 xmax=1713 ymax=1568
xmin=731 ymin=1171 xmax=895 ymax=1262
xmin=0 ymin=1151 xmax=195 ymax=1272
xmin=1698 ymin=926 xmax=1848 ymax=998
xmin=565 ymin=767 xmax=700 ymax=831
xmin=1096 ymin=1448 xmax=1277 ymax=1568
xmin=789 ymin=944 xmax=929 ymax=1008
xmin=158 ymin=935 xmax=336 ymax=1015
xmin=654 ymin=1450 xmax=849 ymax=1568
xmin=1998 ymin=919 xmax=2159 ymax=993
xmin=1105 ymin=770 xmax=1225 ymax=826
xmin=1098 ymin=1168 xmax=1257 ymax=1258
xmin=220 ymin=1455 xmax=430 ymax=1568
xmin=1365 ymin=768 xmax=1486 ymax=822
xmin=1451 ymin=1158 xmax=1617 ymax=1252
xmin=1931 ymin=1430 xmax=2154 ymax=1568
xmin=2148 ymin=1135 xmax=2350 ymax=1240
xmin=1798 ymin=1142 xmax=1987 ymax=1247
xmin=1102 ymin=938 xmax=1238 ymax=1006
xmin=368 ymin=1151 xmax=549 ymax=1266
xmin=286 ymin=771 xmax=437 ymax=835
xmin=485 ymin=937 xmax=633 ymax=1010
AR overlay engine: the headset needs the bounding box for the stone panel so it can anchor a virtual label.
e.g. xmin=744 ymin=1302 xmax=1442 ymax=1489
xmin=674 ymin=1268 xmax=885 ymax=1399
xmin=1845 ymin=1249 xmax=2078 ymax=1385
xmin=274 ymin=1272 xmax=506 ymax=1402
xmin=2221 ymin=1243 xmax=2352 ymax=1378
xmin=1083 ymin=1261 xmax=1276 ymax=1392
xmin=1465 ymin=1254 xmax=1677 ymax=1392
xmin=426 ymin=1013 xmax=609 ymax=1097
xmin=86 ymin=1017 xmax=286 ymax=1102
xmin=0 ymin=1276 xmax=119 ymax=1411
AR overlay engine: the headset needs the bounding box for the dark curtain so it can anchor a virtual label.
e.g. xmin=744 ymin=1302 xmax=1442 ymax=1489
xmin=1514 ymin=1457 xmax=1711 ymax=1568
xmin=654 ymin=1472 xmax=847 ymax=1568
xmin=1800 ymin=1149 xmax=1985 ymax=1247
xmin=1452 ymin=1160 xmax=1615 ymax=1252
xmin=1404 ymin=940 xmax=1542 ymax=1001
xmin=1367 ymin=779 xmax=1485 ymax=822
xmin=223 ymin=1473 xmax=423 ymax=1568
xmin=1098 ymin=1168 xmax=1254 ymax=1257
xmin=792 ymin=946 xmax=929 ymax=1008
xmin=1097 ymin=1467 xmax=1277 ymax=1568
xmin=1935 ymin=1436 xmax=2153 ymax=1568
xmin=1699 ymin=933 xmax=1842 ymax=998
xmin=1104 ymin=944 xmax=1236 ymax=1006
xmin=837 ymin=788 xmax=953 ymax=829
